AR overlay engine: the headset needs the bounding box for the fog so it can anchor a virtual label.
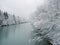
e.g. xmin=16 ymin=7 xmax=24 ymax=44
xmin=0 ymin=0 xmax=45 ymax=18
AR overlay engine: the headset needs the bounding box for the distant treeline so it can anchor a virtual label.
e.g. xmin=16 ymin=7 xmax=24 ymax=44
xmin=0 ymin=10 xmax=20 ymax=27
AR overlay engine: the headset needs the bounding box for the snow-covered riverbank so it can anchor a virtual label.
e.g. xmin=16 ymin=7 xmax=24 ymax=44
xmin=30 ymin=0 xmax=60 ymax=45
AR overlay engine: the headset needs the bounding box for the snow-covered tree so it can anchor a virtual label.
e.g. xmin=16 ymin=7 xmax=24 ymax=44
xmin=0 ymin=10 xmax=21 ymax=26
xmin=4 ymin=12 xmax=8 ymax=20
xmin=31 ymin=0 xmax=60 ymax=45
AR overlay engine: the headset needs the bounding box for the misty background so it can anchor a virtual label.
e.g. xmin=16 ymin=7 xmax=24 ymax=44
xmin=0 ymin=0 xmax=45 ymax=18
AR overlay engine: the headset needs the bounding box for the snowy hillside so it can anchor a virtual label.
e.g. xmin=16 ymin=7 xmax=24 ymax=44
xmin=31 ymin=0 xmax=60 ymax=45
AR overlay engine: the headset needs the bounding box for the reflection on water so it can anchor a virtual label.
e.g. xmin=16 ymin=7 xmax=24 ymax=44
xmin=0 ymin=25 xmax=16 ymax=45
xmin=0 ymin=23 xmax=52 ymax=45
xmin=0 ymin=23 xmax=32 ymax=45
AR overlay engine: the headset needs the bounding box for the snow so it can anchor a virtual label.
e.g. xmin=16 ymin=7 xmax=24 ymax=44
xmin=0 ymin=10 xmax=20 ymax=26
xmin=31 ymin=0 xmax=60 ymax=45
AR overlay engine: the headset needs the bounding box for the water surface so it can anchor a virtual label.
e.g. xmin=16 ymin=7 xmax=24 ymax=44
xmin=0 ymin=23 xmax=32 ymax=45
xmin=0 ymin=23 xmax=51 ymax=45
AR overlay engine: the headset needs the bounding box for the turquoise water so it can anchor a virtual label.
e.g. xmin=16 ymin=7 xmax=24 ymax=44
xmin=0 ymin=23 xmax=32 ymax=45
xmin=0 ymin=23 xmax=51 ymax=45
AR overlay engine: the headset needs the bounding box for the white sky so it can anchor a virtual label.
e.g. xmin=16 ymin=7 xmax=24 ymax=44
xmin=0 ymin=0 xmax=45 ymax=18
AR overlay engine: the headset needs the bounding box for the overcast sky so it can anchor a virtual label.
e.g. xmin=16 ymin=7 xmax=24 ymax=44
xmin=0 ymin=0 xmax=45 ymax=18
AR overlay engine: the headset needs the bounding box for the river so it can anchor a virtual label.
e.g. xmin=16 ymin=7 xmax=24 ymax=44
xmin=0 ymin=23 xmax=51 ymax=45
